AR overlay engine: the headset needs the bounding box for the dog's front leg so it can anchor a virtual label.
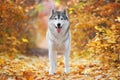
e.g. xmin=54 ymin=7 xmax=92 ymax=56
xmin=49 ymin=49 xmax=56 ymax=75
xmin=64 ymin=49 xmax=70 ymax=74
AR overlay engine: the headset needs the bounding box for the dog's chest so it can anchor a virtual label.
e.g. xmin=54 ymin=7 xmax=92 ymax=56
xmin=52 ymin=42 xmax=65 ymax=52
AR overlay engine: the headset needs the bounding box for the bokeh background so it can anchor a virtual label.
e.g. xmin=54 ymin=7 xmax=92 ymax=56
xmin=0 ymin=0 xmax=120 ymax=79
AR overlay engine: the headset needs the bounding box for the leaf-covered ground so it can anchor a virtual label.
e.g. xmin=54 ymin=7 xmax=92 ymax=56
xmin=0 ymin=0 xmax=120 ymax=80
xmin=0 ymin=52 xmax=119 ymax=80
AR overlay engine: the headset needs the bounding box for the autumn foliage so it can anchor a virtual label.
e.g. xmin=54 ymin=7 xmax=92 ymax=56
xmin=0 ymin=1 xmax=28 ymax=54
xmin=0 ymin=0 xmax=120 ymax=80
xmin=69 ymin=0 xmax=120 ymax=63
xmin=0 ymin=0 xmax=38 ymax=54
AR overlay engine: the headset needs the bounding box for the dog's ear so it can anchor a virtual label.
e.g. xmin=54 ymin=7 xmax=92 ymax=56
xmin=52 ymin=9 xmax=56 ymax=14
xmin=63 ymin=8 xmax=67 ymax=15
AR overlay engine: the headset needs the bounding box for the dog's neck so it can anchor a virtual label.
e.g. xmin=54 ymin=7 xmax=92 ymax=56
xmin=48 ymin=28 xmax=69 ymax=43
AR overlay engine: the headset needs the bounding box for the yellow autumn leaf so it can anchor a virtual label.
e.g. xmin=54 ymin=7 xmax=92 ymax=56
xmin=22 ymin=38 xmax=29 ymax=43
xmin=115 ymin=16 xmax=120 ymax=22
xmin=95 ymin=26 xmax=102 ymax=32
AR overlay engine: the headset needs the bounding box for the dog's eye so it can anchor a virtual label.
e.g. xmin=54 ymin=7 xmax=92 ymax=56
xmin=61 ymin=18 xmax=63 ymax=20
xmin=55 ymin=18 xmax=57 ymax=20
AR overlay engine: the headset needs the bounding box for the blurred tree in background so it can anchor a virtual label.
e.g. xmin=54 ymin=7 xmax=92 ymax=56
xmin=65 ymin=0 xmax=120 ymax=62
xmin=0 ymin=0 xmax=27 ymax=54
xmin=0 ymin=0 xmax=41 ymax=55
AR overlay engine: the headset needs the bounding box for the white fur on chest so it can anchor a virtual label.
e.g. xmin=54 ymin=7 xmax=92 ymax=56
xmin=46 ymin=29 xmax=69 ymax=53
xmin=52 ymin=41 xmax=65 ymax=53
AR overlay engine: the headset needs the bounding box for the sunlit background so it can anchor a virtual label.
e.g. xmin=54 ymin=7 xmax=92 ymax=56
xmin=0 ymin=0 xmax=120 ymax=79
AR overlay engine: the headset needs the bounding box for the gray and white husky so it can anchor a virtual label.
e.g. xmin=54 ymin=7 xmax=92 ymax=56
xmin=46 ymin=9 xmax=71 ymax=75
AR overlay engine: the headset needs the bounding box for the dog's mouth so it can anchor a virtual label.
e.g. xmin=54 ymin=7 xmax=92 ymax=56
xmin=56 ymin=26 xmax=62 ymax=33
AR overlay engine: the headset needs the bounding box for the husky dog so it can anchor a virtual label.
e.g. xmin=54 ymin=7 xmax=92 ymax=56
xmin=46 ymin=9 xmax=71 ymax=75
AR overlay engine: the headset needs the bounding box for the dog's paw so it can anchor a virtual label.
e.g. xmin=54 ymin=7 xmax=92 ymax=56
xmin=49 ymin=70 xmax=54 ymax=75
xmin=49 ymin=72 xmax=54 ymax=75
xmin=65 ymin=68 xmax=69 ymax=74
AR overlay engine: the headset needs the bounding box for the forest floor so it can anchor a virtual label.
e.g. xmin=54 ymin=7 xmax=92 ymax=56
xmin=0 ymin=42 xmax=119 ymax=80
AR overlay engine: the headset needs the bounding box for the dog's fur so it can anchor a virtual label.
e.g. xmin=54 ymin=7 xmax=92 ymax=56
xmin=46 ymin=9 xmax=71 ymax=75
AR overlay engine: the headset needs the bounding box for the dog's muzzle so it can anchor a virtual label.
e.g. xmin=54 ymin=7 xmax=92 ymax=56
xmin=56 ymin=23 xmax=62 ymax=33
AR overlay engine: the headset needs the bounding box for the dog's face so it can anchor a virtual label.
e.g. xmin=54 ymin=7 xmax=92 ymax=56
xmin=48 ymin=9 xmax=69 ymax=34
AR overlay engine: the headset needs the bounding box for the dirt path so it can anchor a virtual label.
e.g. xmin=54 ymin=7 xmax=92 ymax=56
xmin=28 ymin=36 xmax=48 ymax=57
xmin=37 ymin=37 xmax=48 ymax=49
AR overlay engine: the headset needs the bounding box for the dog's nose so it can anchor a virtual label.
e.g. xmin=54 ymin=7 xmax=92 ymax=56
xmin=57 ymin=23 xmax=61 ymax=28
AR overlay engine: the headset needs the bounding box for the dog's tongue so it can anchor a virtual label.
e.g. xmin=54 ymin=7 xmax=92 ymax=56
xmin=57 ymin=28 xmax=61 ymax=33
